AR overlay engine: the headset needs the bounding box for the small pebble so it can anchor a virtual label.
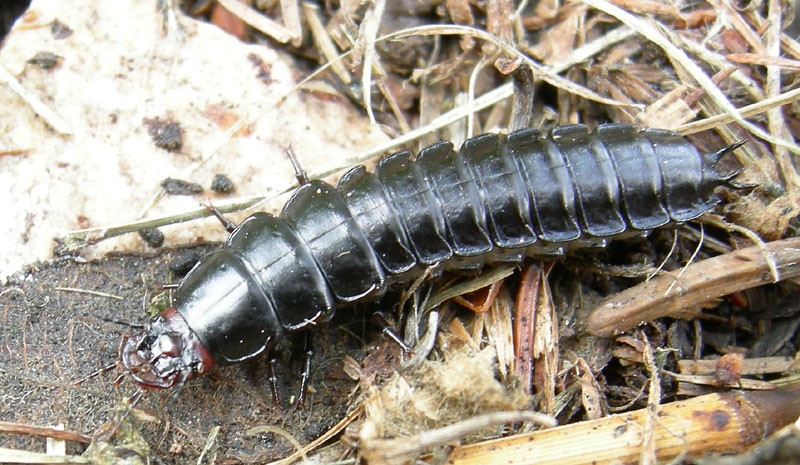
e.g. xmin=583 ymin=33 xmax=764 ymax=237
xmin=138 ymin=228 xmax=165 ymax=248
xmin=144 ymin=117 xmax=183 ymax=151
xmin=27 ymin=52 xmax=61 ymax=69
xmin=210 ymin=174 xmax=234 ymax=193
xmin=50 ymin=19 xmax=73 ymax=39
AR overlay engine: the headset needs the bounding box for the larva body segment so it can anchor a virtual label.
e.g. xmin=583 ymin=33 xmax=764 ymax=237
xmin=121 ymin=123 xmax=739 ymax=388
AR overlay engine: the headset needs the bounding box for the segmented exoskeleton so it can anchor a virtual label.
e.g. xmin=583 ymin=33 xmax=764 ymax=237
xmin=121 ymin=123 xmax=743 ymax=390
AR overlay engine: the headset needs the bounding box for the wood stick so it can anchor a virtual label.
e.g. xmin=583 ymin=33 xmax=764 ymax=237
xmin=448 ymin=382 xmax=800 ymax=465
xmin=0 ymin=421 xmax=91 ymax=444
xmin=586 ymin=237 xmax=800 ymax=338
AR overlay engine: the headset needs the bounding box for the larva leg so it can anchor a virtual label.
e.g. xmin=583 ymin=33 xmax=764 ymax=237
xmin=295 ymin=348 xmax=314 ymax=409
xmin=373 ymin=311 xmax=412 ymax=353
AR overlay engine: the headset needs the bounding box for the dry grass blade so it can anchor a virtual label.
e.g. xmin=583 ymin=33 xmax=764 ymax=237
xmin=424 ymin=266 xmax=515 ymax=312
xmin=359 ymin=411 xmax=556 ymax=464
xmin=358 ymin=0 xmax=385 ymax=125
xmin=197 ymin=425 xmax=221 ymax=465
xmin=279 ymin=0 xmax=302 ymax=47
xmin=547 ymin=26 xmax=636 ymax=73
xmin=351 ymin=83 xmax=517 ymax=161
xmin=640 ymin=332 xmax=660 ymax=465
xmin=727 ymin=53 xmax=800 ymax=70
xmin=0 ymin=64 xmax=72 ymax=135
xmin=513 ymin=265 xmax=541 ymax=393
xmin=485 ymin=286 xmax=516 ymax=379
xmin=451 ymin=280 xmax=503 ymax=313
xmin=302 ymin=2 xmax=352 ymax=85
xmin=678 ymin=357 xmax=797 ymax=376
xmin=575 ymin=358 xmax=605 ymax=420
xmin=215 ymin=0 xmax=296 ymax=43
xmin=264 ymin=404 xmax=364 ymax=465
xmin=532 ymin=263 xmax=558 ymax=414
xmin=0 ymin=447 xmax=88 ymax=464
xmin=53 ymin=287 xmax=123 ymax=301
xmin=676 ymin=87 xmax=800 ymax=135
xmin=667 ymin=371 xmax=778 ymax=390
xmin=55 ymin=194 xmax=266 ymax=253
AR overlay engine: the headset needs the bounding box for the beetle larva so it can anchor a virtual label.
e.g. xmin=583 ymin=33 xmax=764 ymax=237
xmin=120 ymin=123 xmax=742 ymax=390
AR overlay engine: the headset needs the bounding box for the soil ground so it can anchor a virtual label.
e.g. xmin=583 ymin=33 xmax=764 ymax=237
xmin=0 ymin=246 xmax=372 ymax=463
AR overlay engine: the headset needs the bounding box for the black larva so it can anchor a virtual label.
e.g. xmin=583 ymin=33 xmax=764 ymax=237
xmin=121 ymin=123 xmax=742 ymax=389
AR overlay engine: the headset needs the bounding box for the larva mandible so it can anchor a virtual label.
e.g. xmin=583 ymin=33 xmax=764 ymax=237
xmin=120 ymin=123 xmax=743 ymax=390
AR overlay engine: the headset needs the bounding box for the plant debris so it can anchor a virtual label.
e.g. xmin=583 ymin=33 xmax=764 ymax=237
xmin=159 ymin=177 xmax=203 ymax=196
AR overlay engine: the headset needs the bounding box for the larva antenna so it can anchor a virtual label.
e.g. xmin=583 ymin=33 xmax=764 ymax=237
xmin=72 ymin=362 xmax=119 ymax=386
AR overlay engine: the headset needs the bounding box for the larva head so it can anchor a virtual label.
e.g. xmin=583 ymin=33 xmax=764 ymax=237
xmin=121 ymin=307 xmax=215 ymax=389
